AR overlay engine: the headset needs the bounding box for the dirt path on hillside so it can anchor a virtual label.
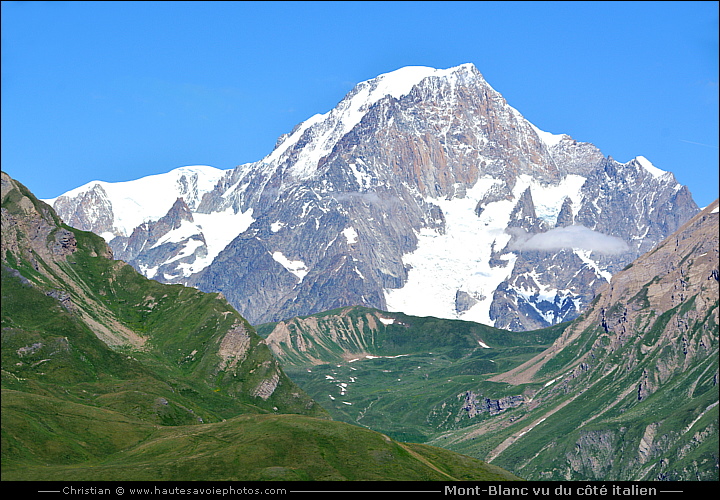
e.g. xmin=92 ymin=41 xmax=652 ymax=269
xmin=395 ymin=441 xmax=459 ymax=481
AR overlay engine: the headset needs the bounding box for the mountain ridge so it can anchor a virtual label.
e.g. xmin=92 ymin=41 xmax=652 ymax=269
xmin=48 ymin=63 xmax=699 ymax=329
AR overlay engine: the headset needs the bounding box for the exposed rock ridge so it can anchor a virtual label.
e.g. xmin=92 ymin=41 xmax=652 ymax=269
xmin=217 ymin=320 xmax=252 ymax=371
xmin=462 ymin=391 xmax=525 ymax=417
xmin=110 ymin=197 xmax=209 ymax=282
xmin=264 ymin=307 xmax=385 ymax=365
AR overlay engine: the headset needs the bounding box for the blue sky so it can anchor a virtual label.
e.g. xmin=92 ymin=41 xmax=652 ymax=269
xmin=2 ymin=1 xmax=718 ymax=207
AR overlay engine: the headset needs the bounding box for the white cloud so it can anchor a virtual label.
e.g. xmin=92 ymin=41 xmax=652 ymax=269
xmin=507 ymin=225 xmax=629 ymax=254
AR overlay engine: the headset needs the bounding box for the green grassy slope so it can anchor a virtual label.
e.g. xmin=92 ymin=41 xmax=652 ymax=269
xmin=257 ymin=306 xmax=567 ymax=442
xmin=433 ymin=304 xmax=719 ymax=481
xmin=1 ymin=171 xmax=520 ymax=481
xmin=1 ymin=389 xmax=520 ymax=481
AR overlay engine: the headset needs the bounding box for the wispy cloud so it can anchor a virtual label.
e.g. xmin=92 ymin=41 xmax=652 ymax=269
xmin=507 ymin=225 xmax=629 ymax=254
xmin=679 ymin=139 xmax=719 ymax=149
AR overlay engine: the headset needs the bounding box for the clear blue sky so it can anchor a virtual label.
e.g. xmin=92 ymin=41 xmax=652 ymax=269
xmin=2 ymin=1 xmax=718 ymax=207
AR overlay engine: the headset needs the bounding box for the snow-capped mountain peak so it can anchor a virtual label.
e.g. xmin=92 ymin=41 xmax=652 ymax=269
xmin=528 ymin=122 xmax=568 ymax=148
xmin=360 ymin=63 xmax=480 ymax=102
xmin=47 ymin=165 xmax=227 ymax=238
xmin=49 ymin=64 xmax=699 ymax=329
xmin=262 ymin=63 xmax=486 ymax=181
xmin=633 ymin=155 xmax=670 ymax=179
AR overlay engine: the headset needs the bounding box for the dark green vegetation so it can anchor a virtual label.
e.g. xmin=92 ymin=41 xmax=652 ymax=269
xmin=1 ymin=172 xmax=520 ymax=481
xmin=256 ymin=307 xmax=568 ymax=443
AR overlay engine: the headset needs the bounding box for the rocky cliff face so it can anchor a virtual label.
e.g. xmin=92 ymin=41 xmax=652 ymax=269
xmin=48 ymin=64 xmax=699 ymax=329
xmin=110 ymin=197 xmax=211 ymax=282
xmin=462 ymin=392 xmax=525 ymax=417
xmin=2 ymin=173 xmax=92 ymax=266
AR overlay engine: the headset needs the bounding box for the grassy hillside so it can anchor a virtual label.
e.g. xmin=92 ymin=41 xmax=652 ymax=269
xmin=257 ymin=306 xmax=568 ymax=442
xmin=1 ymin=389 xmax=520 ymax=481
xmin=1 ymin=171 xmax=520 ymax=481
xmin=432 ymin=303 xmax=718 ymax=480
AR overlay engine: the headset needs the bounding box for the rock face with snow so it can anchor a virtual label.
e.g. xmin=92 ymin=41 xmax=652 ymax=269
xmin=48 ymin=64 xmax=699 ymax=328
xmin=110 ymin=197 xmax=207 ymax=282
xmin=49 ymin=165 xmax=255 ymax=283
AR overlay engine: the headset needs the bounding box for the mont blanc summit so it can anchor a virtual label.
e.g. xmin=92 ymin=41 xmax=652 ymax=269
xmin=49 ymin=63 xmax=699 ymax=328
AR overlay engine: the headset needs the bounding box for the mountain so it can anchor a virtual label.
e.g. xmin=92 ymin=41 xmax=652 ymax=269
xmin=47 ymin=165 xmax=252 ymax=282
xmin=254 ymin=200 xmax=719 ymax=480
xmin=48 ymin=63 xmax=699 ymax=329
xmin=1 ymin=171 xmax=520 ymax=481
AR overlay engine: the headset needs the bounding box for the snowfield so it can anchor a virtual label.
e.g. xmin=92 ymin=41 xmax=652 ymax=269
xmin=383 ymin=173 xmax=592 ymax=326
